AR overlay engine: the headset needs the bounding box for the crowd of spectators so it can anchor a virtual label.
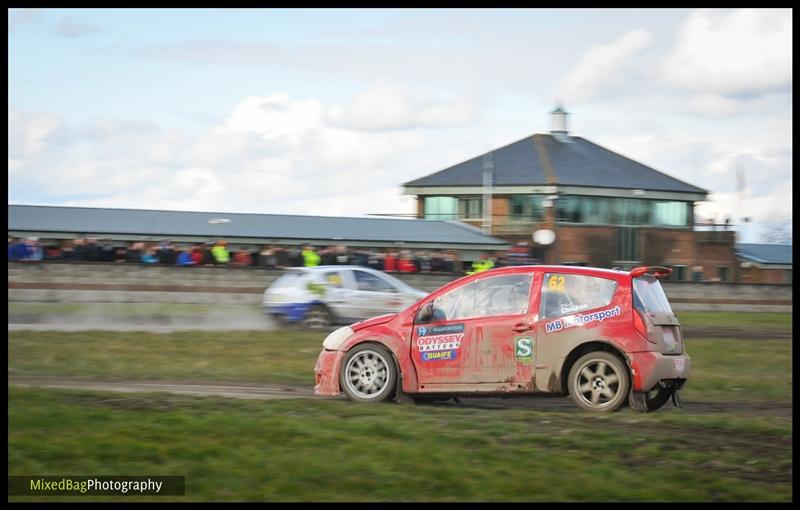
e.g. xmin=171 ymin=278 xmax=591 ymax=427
xmin=8 ymin=237 xmax=549 ymax=274
xmin=8 ymin=237 xmax=484 ymax=273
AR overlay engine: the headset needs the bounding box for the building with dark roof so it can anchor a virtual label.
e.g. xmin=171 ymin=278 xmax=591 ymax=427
xmin=403 ymin=105 xmax=738 ymax=281
xmin=8 ymin=204 xmax=509 ymax=259
xmin=736 ymin=243 xmax=792 ymax=284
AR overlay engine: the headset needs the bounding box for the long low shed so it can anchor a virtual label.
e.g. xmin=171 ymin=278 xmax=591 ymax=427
xmin=8 ymin=204 xmax=510 ymax=258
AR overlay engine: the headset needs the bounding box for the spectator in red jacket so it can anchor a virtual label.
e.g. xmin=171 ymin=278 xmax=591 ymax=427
xmin=383 ymin=250 xmax=397 ymax=272
xmin=397 ymin=250 xmax=417 ymax=272
xmin=233 ymin=247 xmax=253 ymax=266
xmin=191 ymin=245 xmax=203 ymax=266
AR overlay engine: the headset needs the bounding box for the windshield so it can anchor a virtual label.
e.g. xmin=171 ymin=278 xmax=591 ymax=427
xmin=632 ymin=276 xmax=673 ymax=314
xmin=376 ymin=271 xmax=411 ymax=291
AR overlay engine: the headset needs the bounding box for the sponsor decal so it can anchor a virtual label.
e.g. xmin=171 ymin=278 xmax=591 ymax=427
xmin=515 ymin=337 xmax=534 ymax=363
xmin=422 ymin=350 xmax=457 ymax=362
xmin=673 ymin=358 xmax=685 ymax=373
xmin=418 ymin=323 xmax=465 ymax=336
xmin=545 ymin=306 xmax=622 ymax=334
xmin=417 ymin=326 xmax=464 ymax=362
xmin=560 ymin=303 xmax=589 ymax=314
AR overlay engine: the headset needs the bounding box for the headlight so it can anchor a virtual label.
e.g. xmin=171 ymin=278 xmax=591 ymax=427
xmin=322 ymin=326 xmax=354 ymax=351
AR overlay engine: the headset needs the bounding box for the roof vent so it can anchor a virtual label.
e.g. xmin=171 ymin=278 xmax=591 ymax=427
xmin=550 ymin=101 xmax=570 ymax=142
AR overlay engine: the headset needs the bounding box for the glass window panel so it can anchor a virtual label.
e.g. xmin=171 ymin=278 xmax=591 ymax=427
xmin=510 ymin=195 xmax=545 ymax=222
xmin=433 ymin=273 xmax=533 ymax=320
xmin=540 ymin=273 xmax=618 ymax=319
xmin=424 ymin=197 xmax=458 ymax=220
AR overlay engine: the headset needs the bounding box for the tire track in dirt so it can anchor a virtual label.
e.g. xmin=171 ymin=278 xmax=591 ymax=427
xmin=9 ymin=376 xmax=316 ymax=400
xmin=9 ymin=376 xmax=792 ymax=417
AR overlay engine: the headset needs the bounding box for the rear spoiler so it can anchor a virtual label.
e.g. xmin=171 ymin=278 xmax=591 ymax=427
xmin=629 ymin=266 xmax=672 ymax=279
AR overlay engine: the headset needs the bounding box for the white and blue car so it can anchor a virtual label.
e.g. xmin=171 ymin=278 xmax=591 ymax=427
xmin=263 ymin=266 xmax=428 ymax=328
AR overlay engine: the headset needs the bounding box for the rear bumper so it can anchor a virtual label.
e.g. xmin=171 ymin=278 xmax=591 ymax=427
xmin=628 ymin=351 xmax=691 ymax=392
xmin=314 ymin=349 xmax=345 ymax=396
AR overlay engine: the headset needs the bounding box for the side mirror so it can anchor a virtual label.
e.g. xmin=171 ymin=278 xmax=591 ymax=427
xmin=415 ymin=302 xmax=434 ymax=324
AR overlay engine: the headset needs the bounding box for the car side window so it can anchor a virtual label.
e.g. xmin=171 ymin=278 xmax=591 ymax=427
xmin=353 ymin=270 xmax=394 ymax=292
xmin=540 ymin=273 xmax=617 ymax=319
xmin=433 ymin=273 xmax=533 ymax=321
xmin=323 ymin=270 xmax=344 ymax=288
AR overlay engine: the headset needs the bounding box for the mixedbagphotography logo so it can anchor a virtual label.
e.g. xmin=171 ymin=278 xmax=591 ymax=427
xmin=8 ymin=476 xmax=185 ymax=496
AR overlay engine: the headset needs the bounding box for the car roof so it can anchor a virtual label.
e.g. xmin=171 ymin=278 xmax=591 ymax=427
xmin=293 ymin=265 xmax=381 ymax=272
xmin=463 ymin=265 xmax=632 ymax=283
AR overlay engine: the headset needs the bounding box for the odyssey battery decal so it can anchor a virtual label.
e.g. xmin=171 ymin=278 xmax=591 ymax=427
xmin=417 ymin=323 xmax=464 ymax=362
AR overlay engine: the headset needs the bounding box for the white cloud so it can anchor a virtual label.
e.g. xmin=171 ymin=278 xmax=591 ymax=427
xmin=220 ymin=94 xmax=324 ymax=142
xmin=695 ymin=183 xmax=792 ymax=231
xmin=661 ymin=9 xmax=792 ymax=95
xmin=685 ymin=93 xmax=744 ymax=117
xmin=557 ymin=29 xmax=653 ymax=104
xmin=8 ymin=108 xmax=62 ymax=158
xmin=8 ymin=8 xmax=41 ymax=31
xmin=8 ymin=87 xmax=481 ymax=218
xmin=326 ymin=83 xmax=476 ymax=131
xmin=53 ymin=17 xmax=104 ymax=38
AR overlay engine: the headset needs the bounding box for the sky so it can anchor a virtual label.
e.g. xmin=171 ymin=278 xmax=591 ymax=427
xmin=8 ymin=8 xmax=793 ymax=243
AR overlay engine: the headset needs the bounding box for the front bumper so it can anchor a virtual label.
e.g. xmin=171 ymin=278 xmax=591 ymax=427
xmin=628 ymin=351 xmax=691 ymax=392
xmin=314 ymin=349 xmax=345 ymax=396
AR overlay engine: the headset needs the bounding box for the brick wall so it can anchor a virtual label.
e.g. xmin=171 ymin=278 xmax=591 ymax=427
xmin=552 ymin=225 xmax=616 ymax=267
xmin=740 ymin=265 xmax=792 ymax=284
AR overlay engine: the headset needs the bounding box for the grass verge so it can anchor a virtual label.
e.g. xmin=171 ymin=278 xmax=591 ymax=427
xmin=675 ymin=311 xmax=791 ymax=331
xmin=8 ymin=387 xmax=792 ymax=502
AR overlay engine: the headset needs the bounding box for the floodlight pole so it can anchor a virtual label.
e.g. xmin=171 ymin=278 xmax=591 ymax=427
xmin=482 ymin=151 xmax=494 ymax=236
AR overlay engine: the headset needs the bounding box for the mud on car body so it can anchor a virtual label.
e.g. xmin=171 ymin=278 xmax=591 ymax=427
xmin=314 ymin=265 xmax=690 ymax=412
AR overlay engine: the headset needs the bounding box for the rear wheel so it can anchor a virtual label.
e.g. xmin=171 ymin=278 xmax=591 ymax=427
xmin=568 ymin=351 xmax=630 ymax=412
xmin=339 ymin=344 xmax=397 ymax=403
xmin=303 ymin=304 xmax=332 ymax=329
xmin=644 ymin=385 xmax=672 ymax=411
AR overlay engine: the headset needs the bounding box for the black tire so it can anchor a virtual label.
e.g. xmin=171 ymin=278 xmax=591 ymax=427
xmin=568 ymin=351 xmax=630 ymax=412
xmin=339 ymin=343 xmax=397 ymax=403
xmin=644 ymin=386 xmax=672 ymax=411
xmin=302 ymin=304 xmax=332 ymax=329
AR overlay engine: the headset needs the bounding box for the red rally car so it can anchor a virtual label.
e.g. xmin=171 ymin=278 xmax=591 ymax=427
xmin=314 ymin=265 xmax=690 ymax=412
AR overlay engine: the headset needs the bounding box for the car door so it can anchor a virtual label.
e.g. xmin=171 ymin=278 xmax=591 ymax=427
xmin=317 ymin=269 xmax=350 ymax=320
xmin=411 ymin=271 xmax=539 ymax=388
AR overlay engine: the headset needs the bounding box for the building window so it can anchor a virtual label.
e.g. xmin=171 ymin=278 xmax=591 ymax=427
xmin=509 ymin=195 xmax=545 ymax=222
xmin=424 ymin=196 xmax=459 ymax=220
xmin=653 ymin=201 xmax=689 ymax=226
xmin=616 ymin=226 xmax=639 ymax=263
xmin=555 ymin=196 xmax=690 ymax=227
xmin=717 ymin=266 xmax=729 ymax=282
xmin=672 ymin=265 xmax=687 ymax=282
xmin=458 ymin=197 xmax=483 ymax=219
xmin=613 ymin=198 xmax=651 ymax=226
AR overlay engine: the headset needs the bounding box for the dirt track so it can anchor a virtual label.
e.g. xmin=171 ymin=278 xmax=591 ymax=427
xmin=9 ymin=376 xmax=792 ymax=416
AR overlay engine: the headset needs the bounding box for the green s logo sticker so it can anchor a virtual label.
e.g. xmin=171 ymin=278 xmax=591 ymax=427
xmin=515 ymin=337 xmax=534 ymax=363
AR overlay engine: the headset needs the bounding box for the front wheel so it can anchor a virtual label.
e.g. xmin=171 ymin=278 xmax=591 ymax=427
xmin=339 ymin=344 xmax=397 ymax=403
xmin=568 ymin=351 xmax=630 ymax=412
